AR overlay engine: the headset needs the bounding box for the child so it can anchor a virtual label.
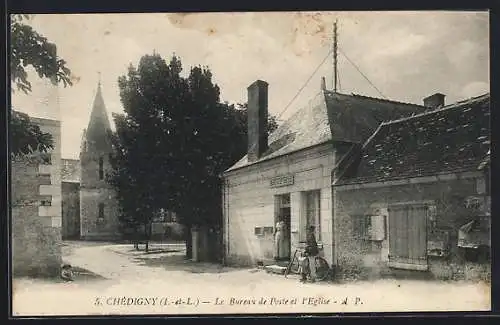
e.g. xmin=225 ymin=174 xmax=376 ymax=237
xmin=61 ymin=264 xmax=74 ymax=281
xmin=298 ymin=251 xmax=309 ymax=283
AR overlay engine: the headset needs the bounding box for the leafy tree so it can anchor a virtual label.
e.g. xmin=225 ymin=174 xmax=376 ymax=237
xmin=10 ymin=110 xmax=54 ymax=156
xmin=10 ymin=14 xmax=73 ymax=157
xmin=109 ymin=55 xmax=186 ymax=252
xmin=109 ymin=53 xmax=279 ymax=258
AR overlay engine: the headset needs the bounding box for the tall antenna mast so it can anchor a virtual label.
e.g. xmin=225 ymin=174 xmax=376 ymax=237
xmin=333 ymin=19 xmax=338 ymax=92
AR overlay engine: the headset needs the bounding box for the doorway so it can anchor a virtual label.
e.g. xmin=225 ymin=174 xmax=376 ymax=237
xmin=274 ymin=193 xmax=291 ymax=261
xmin=388 ymin=204 xmax=428 ymax=271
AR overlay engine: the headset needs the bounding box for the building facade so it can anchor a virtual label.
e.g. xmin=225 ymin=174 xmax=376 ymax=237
xmin=79 ymin=82 xmax=120 ymax=240
xmin=333 ymin=94 xmax=491 ymax=281
xmin=222 ymin=79 xmax=426 ymax=267
xmin=12 ymin=117 xmax=62 ymax=276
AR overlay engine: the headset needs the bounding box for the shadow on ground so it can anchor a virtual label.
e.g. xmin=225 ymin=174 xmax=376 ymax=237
xmin=70 ymin=266 xmax=109 ymax=282
xmin=13 ymin=266 xmax=109 ymax=286
xmin=137 ymin=249 xmax=181 ymax=255
xmin=131 ymin=251 xmax=244 ymax=274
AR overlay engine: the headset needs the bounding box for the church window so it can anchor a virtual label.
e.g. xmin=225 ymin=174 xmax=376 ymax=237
xmin=99 ymin=157 xmax=104 ymax=180
xmin=97 ymin=203 xmax=105 ymax=226
xmin=99 ymin=203 xmax=104 ymax=218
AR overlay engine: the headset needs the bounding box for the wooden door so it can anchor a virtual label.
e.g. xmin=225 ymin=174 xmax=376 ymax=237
xmin=388 ymin=204 xmax=428 ymax=270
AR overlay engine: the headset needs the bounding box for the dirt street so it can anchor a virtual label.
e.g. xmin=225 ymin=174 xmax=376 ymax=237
xmin=12 ymin=241 xmax=491 ymax=316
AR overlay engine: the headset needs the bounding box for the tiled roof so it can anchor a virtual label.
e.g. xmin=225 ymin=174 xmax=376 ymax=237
xmin=336 ymin=93 xmax=490 ymax=186
xmin=478 ymin=149 xmax=490 ymax=171
xmin=61 ymin=159 xmax=80 ymax=183
xmin=226 ymin=90 xmax=426 ymax=172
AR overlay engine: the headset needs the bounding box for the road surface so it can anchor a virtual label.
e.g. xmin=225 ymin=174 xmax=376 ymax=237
xmin=12 ymin=241 xmax=491 ymax=316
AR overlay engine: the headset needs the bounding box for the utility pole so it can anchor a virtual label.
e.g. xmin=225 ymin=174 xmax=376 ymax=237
xmin=333 ymin=19 xmax=338 ymax=92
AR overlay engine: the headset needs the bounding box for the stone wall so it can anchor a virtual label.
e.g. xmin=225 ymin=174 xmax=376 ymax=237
xmin=12 ymin=158 xmax=62 ymax=277
xmin=31 ymin=117 xmax=62 ymax=229
xmin=223 ymin=143 xmax=337 ymax=267
xmin=334 ymin=172 xmax=491 ymax=281
xmin=80 ymin=135 xmax=120 ymax=240
xmin=61 ymin=182 xmax=80 ymax=239
xmin=80 ymin=188 xmax=120 ymax=240
xmin=12 ymin=116 xmax=63 ymax=278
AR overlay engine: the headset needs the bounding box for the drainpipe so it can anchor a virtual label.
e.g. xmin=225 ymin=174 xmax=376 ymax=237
xmin=331 ymin=165 xmax=337 ymax=268
xmin=221 ymin=175 xmax=229 ymax=266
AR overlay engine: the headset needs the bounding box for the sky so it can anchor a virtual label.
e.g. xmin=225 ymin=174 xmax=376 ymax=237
xmin=11 ymin=11 xmax=490 ymax=159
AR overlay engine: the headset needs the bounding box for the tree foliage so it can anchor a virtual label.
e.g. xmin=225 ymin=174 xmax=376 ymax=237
xmin=109 ymin=53 xmax=279 ymax=253
xmin=10 ymin=110 xmax=54 ymax=157
xmin=10 ymin=14 xmax=73 ymax=156
xmin=11 ymin=14 xmax=72 ymax=94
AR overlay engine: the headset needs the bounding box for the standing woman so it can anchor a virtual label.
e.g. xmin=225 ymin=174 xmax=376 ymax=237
xmin=274 ymin=216 xmax=286 ymax=261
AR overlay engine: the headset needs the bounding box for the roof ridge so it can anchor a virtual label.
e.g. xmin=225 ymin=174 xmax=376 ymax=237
xmin=325 ymin=91 xmax=425 ymax=108
xmin=442 ymin=92 xmax=490 ymax=109
xmin=361 ymin=122 xmax=384 ymax=150
xmin=379 ymin=93 xmax=490 ymax=126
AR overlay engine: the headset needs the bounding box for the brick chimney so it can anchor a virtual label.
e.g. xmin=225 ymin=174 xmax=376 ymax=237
xmin=247 ymin=80 xmax=269 ymax=162
xmin=423 ymin=93 xmax=446 ymax=109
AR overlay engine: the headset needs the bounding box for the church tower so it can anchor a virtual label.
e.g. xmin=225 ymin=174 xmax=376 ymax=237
xmin=79 ymin=79 xmax=120 ymax=240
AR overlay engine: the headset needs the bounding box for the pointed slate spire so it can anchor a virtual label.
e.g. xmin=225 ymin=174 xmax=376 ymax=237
xmin=85 ymin=77 xmax=112 ymax=151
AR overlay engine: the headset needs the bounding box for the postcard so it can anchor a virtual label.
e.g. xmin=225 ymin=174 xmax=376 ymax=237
xmin=10 ymin=11 xmax=491 ymax=316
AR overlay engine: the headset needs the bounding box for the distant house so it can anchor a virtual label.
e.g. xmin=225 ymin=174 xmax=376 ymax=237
xmin=222 ymin=79 xmax=426 ymax=267
xmin=333 ymin=93 xmax=490 ymax=280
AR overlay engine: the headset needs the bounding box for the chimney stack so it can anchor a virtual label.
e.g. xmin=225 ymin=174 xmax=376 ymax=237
xmin=321 ymin=76 xmax=326 ymax=91
xmin=247 ymin=80 xmax=269 ymax=162
xmin=423 ymin=93 xmax=446 ymax=109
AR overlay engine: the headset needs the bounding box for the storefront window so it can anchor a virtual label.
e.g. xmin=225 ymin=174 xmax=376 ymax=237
xmin=304 ymin=190 xmax=321 ymax=241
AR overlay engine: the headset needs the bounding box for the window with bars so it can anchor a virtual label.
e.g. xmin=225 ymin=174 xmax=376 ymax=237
xmin=351 ymin=214 xmax=375 ymax=252
xmin=352 ymin=215 xmax=372 ymax=240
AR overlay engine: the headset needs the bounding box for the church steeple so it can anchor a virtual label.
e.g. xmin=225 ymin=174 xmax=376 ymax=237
xmin=85 ymin=76 xmax=112 ymax=152
xmin=79 ymin=74 xmax=120 ymax=241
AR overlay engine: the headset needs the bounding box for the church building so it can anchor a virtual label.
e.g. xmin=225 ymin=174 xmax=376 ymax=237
xmin=59 ymin=79 xmax=183 ymax=242
xmin=79 ymin=80 xmax=120 ymax=240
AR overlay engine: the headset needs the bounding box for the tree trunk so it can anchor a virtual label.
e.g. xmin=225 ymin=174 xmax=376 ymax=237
xmin=185 ymin=225 xmax=192 ymax=259
xmin=133 ymin=228 xmax=139 ymax=250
